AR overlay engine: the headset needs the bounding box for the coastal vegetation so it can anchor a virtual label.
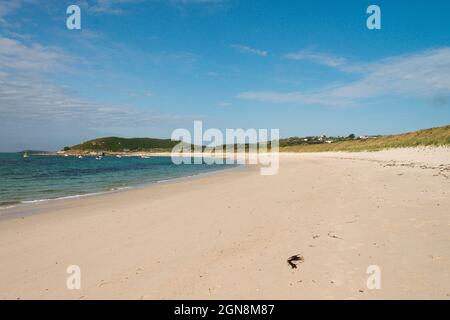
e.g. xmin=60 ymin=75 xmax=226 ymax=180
xmin=280 ymin=125 xmax=450 ymax=152
xmin=64 ymin=125 xmax=450 ymax=154
xmin=68 ymin=137 xmax=182 ymax=153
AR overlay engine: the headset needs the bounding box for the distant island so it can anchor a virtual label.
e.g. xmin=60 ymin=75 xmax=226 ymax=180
xmin=66 ymin=137 xmax=181 ymax=153
xmin=59 ymin=125 xmax=450 ymax=156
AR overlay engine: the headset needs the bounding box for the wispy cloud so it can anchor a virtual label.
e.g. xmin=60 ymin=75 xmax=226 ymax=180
xmin=283 ymin=49 xmax=346 ymax=67
xmin=231 ymin=44 xmax=268 ymax=57
xmin=171 ymin=0 xmax=227 ymax=4
xmin=0 ymin=36 xmax=186 ymax=127
xmin=169 ymin=0 xmax=229 ymax=11
xmin=85 ymin=0 xmax=228 ymax=15
xmin=0 ymin=0 xmax=31 ymax=26
xmin=86 ymin=0 xmax=145 ymax=15
xmin=239 ymin=48 xmax=450 ymax=107
xmin=204 ymin=65 xmax=239 ymax=79
xmin=0 ymin=37 xmax=71 ymax=72
xmin=0 ymin=0 xmax=19 ymax=23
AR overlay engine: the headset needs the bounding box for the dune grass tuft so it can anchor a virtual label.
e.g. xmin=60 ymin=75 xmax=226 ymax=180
xmin=280 ymin=125 xmax=450 ymax=153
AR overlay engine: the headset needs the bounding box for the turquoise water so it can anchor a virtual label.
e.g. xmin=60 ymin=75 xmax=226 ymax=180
xmin=0 ymin=153 xmax=232 ymax=206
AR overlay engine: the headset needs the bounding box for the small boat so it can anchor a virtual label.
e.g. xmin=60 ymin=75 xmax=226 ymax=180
xmin=23 ymin=152 xmax=29 ymax=158
xmin=116 ymin=155 xmax=122 ymax=158
xmin=78 ymin=155 xmax=83 ymax=159
xmin=96 ymin=156 xmax=103 ymax=160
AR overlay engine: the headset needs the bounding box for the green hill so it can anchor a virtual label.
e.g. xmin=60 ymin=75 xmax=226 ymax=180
xmin=68 ymin=137 xmax=182 ymax=152
xmin=66 ymin=125 xmax=450 ymax=154
xmin=280 ymin=125 xmax=450 ymax=152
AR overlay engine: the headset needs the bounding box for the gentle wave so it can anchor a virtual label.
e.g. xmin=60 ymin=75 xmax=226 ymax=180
xmin=13 ymin=184 xmax=152 ymax=207
xmin=0 ymin=153 xmax=234 ymax=210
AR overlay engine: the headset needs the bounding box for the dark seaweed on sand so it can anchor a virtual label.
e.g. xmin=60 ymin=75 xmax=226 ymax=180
xmin=287 ymin=254 xmax=304 ymax=269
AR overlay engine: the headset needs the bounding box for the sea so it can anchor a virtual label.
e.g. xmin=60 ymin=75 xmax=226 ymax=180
xmin=0 ymin=153 xmax=233 ymax=208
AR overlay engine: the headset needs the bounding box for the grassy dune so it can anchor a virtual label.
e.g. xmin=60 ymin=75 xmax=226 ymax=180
xmin=280 ymin=125 xmax=450 ymax=152
xmin=67 ymin=125 xmax=450 ymax=154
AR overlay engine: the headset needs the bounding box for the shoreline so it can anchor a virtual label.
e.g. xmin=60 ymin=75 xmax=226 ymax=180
xmin=0 ymin=163 xmax=245 ymax=220
xmin=0 ymin=148 xmax=449 ymax=299
xmin=5 ymin=146 xmax=447 ymax=214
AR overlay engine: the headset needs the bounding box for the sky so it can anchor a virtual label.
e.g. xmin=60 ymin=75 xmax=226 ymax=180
xmin=0 ymin=0 xmax=449 ymax=151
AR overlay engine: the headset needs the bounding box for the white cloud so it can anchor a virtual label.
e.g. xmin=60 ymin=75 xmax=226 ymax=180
xmin=172 ymin=0 xmax=226 ymax=4
xmin=86 ymin=0 xmax=145 ymax=15
xmin=0 ymin=36 xmax=184 ymax=127
xmin=0 ymin=71 xmax=181 ymax=127
xmin=0 ymin=0 xmax=30 ymax=26
xmin=231 ymin=44 xmax=268 ymax=57
xmin=238 ymin=91 xmax=346 ymax=106
xmin=0 ymin=37 xmax=71 ymax=72
xmin=284 ymin=50 xmax=346 ymax=67
xmin=85 ymin=0 xmax=227 ymax=15
xmin=0 ymin=0 xmax=21 ymax=19
xmin=239 ymin=47 xmax=450 ymax=107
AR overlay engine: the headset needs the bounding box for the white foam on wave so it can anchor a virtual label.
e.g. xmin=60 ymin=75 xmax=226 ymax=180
xmin=18 ymin=185 xmax=134 ymax=205
xmin=0 ymin=205 xmax=17 ymax=210
xmin=1 ymin=166 xmax=236 ymax=211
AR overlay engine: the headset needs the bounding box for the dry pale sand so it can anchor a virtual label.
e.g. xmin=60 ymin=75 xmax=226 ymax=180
xmin=0 ymin=148 xmax=449 ymax=300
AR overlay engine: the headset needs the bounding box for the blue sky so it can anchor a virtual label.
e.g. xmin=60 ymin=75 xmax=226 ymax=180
xmin=0 ymin=0 xmax=449 ymax=151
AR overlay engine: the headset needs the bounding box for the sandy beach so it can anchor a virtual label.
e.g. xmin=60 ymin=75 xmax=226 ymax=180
xmin=0 ymin=148 xmax=449 ymax=300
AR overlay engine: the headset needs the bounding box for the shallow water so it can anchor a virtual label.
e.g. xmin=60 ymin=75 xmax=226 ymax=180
xmin=0 ymin=153 xmax=232 ymax=206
